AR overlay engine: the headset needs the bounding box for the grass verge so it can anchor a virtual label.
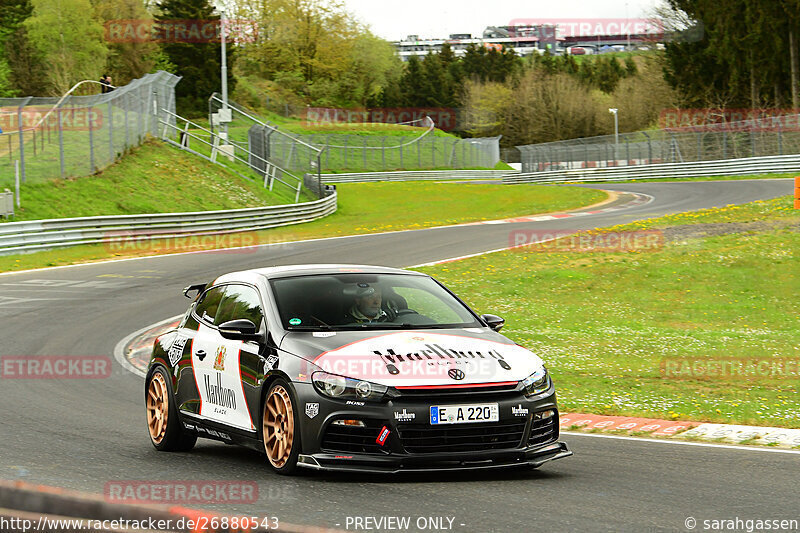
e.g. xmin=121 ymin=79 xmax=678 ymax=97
xmin=4 ymin=139 xmax=307 ymax=222
xmin=0 ymin=182 xmax=606 ymax=272
xmin=416 ymin=195 xmax=800 ymax=428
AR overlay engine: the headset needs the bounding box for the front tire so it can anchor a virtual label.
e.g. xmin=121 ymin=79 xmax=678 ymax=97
xmin=262 ymin=379 xmax=301 ymax=475
xmin=146 ymin=366 xmax=197 ymax=452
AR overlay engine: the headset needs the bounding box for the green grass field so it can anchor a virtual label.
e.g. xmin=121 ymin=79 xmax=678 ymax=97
xmin=417 ymin=196 xmax=800 ymax=428
xmin=0 ymin=181 xmax=607 ymax=271
xmin=2 ymin=139 xmax=307 ymax=222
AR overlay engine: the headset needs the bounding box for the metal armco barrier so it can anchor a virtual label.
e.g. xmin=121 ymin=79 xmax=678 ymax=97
xmin=502 ymin=154 xmax=800 ymax=184
xmin=319 ymin=169 xmax=518 ymax=183
xmin=0 ymin=192 xmax=336 ymax=255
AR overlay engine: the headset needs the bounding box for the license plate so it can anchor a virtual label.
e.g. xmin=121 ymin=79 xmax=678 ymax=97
xmin=430 ymin=404 xmax=499 ymax=425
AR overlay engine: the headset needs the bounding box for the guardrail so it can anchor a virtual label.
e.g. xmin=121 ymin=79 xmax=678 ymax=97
xmin=503 ymin=154 xmax=800 ymax=184
xmin=0 ymin=192 xmax=336 ymax=255
xmin=319 ymin=169 xmax=518 ymax=183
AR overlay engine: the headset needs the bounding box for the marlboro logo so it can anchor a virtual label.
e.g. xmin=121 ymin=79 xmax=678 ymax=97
xmin=372 ymin=343 xmax=506 ymax=365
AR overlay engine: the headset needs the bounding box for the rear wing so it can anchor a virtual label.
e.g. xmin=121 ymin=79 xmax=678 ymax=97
xmin=183 ymin=283 xmax=207 ymax=299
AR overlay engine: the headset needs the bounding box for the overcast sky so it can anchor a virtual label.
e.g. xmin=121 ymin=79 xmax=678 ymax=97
xmin=341 ymin=0 xmax=664 ymax=41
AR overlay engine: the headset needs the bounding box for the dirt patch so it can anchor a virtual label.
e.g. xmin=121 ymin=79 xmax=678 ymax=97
xmin=662 ymin=220 xmax=800 ymax=242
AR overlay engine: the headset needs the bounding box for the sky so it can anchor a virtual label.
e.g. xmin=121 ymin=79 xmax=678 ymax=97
xmin=341 ymin=0 xmax=664 ymax=41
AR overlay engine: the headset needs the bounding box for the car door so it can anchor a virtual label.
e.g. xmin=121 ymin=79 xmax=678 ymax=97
xmin=178 ymin=283 xmax=264 ymax=433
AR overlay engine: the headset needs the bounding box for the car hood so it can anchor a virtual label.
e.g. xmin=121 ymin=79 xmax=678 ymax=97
xmin=279 ymin=328 xmax=544 ymax=387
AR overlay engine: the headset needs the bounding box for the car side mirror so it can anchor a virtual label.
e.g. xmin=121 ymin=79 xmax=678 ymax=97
xmin=481 ymin=314 xmax=505 ymax=332
xmin=219 ymin=319 xmax=263 ymax=342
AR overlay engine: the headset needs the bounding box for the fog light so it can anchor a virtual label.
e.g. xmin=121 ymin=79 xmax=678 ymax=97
xmin=534 ymin=410 xmax=556 ymax=420
xmin=332 ymin=419 xmax=366 ymax=427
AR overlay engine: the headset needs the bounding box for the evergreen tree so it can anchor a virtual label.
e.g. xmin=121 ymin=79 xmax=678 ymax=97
xmin=156 ymin=0 xmax=235 ymax=116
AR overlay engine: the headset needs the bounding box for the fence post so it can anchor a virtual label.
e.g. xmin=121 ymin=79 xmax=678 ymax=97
xmin=108 ymin=101 xmax=114 ymax=161
xmin=88 ymin=105 xmax=95 ymax=173
xmin=362 ymin=136 xmax=367 ymax=170
xmin=400 ymin=141 xmax=403 ymax=168
xmin=417 ymin=136 xmax=421 ymax=168
xmin=750 ymin=129 xmax=755 ymax=157
xmin=381 ymin=136 xmax=386 ymax=169
xmin=344 ymin=137 xmax=348 ymax=169
xmin=15 ymin=159 xmax=20 ymax=209
xmin=58 ymin=108 xmax=65 ymax=179
xmin=432 ymin=136 xmax=436 ymax=167
xmin=778 ymin=120 xmax=783 ymax=156
xmin=696 ymin=131 xmax=701 ymax=161
xmin=722 ymin=130 xmax=727 ymax=159
xmin=17 ymin=98 xmax=31 ymax=183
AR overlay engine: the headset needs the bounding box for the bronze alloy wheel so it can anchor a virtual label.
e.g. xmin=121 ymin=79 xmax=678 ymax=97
xmin=147 ymin=372 xmax=169 ymax=444
xmin=263 ymin=385 xmax=295 ymax=469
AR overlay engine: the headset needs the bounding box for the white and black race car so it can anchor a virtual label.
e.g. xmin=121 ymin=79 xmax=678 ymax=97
xmin=145 ymin=265 xmax=572 ymax=474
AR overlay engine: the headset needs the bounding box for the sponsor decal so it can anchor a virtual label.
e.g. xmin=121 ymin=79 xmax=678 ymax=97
xmin=204 ymin=373 xmax=236 ymax=409
xmin=289 ymin=318 xmax=302 ymax=326
xmin=312 ymin=331 xmax=336 ymax=337
xmin=194 ymin=426 xmax=231 ymax=440
xmin=345 ymin=400 xmax=365 ymax=406
xmin=448 ymin=368 xmax=465 ymax=381
xmin=213 ymin=346 xmax=226 ymax=371
xmin=376 ymin=426 xmax=391 ymax=446
xmin=394 ymin=408 xmax=415 ymax=422
xmin=312 ymin=332 xmax=543 ymax=386
xmin=167 ymin=335 xmax=189 ymax=367
xmin=305 ymin=403 xmax=319 ymax=419
xmin=264 ymin=355 xmax=278 ymax=371
xmin=512 ymin=404 xmax=529 ymax=417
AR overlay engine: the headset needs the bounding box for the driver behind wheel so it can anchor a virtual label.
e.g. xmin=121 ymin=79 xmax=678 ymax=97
xmin=344 ymin=284 xmax=396 ymax=323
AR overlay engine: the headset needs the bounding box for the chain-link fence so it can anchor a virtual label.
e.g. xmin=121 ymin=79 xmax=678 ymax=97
xmin=0 ymin=71 xmax=180 ymax=189
xmin=518 ymin=114 xmax=800 ymax=173
xmin=209 ymin=94 xmax=500 ymax=174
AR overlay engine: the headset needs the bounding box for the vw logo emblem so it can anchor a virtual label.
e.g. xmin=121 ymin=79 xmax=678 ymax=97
xmin=448 ymin=368 xmax=465 ymax=381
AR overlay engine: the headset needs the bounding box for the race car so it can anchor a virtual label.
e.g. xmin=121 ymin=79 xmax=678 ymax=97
xmin=145 ymin=264 xmax=572 ymax=474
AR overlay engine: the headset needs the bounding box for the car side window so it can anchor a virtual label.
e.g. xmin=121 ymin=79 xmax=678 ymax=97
xmin=214 ymin=284 xmax=265 ymax=328
xmin=194 ymin=286 xmax=226 ymax=325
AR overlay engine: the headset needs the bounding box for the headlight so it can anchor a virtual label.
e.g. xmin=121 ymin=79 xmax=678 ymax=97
xmin=522 ymin=366 xmax=551 ymax=397
xmin=312 ymin=372 xmax=388 ymax=402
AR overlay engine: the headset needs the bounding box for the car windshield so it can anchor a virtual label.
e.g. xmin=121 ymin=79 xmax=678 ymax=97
xmin=269 ymin=273 xmax=482 ymax=330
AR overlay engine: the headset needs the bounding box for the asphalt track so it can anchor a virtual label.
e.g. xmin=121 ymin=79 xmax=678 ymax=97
xmin=0 ymin=179 xmax=796 ymax=532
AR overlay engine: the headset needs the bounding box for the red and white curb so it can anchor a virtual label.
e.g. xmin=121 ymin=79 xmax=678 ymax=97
xmin=561 ymin=413 xmax=800 ymax=449
xmin=461 ymin=191 xmax=653 ymax=226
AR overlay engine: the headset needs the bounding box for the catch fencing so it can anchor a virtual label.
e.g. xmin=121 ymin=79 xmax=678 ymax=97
xmin=503 ymin=153 xmax=800 ymax=184
xmin=317 ymin=169 xmax=516 ymax=183
xmin=518 ymin=113 xmax=800 ymax=174
xmin=209 ymin=94 xmax=500 ymax=173
xmin=0 ymin=71 xmax=180 ymax=188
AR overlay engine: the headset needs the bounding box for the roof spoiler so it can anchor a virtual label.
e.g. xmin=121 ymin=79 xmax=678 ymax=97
xmin=183 ymin=283 xmax=207 ymax=299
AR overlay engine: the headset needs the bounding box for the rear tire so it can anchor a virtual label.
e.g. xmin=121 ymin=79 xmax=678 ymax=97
xmin=146 ymin=366 xmax=197 ymax=452
xmin=262 ymin=379 xmax=301 ymax=475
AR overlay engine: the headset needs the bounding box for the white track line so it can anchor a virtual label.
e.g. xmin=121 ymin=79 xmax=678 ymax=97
xmin=563 ymin=431 xmax=800 ymax=454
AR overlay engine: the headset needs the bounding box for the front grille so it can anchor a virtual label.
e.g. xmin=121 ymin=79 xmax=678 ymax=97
xmin=396 ymin=420 xmax=527 ymax=454
xmin=528 ymin=413 xmax=558 ymax=446
xmin=321 ymin=420 xmax=385 ymax=455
